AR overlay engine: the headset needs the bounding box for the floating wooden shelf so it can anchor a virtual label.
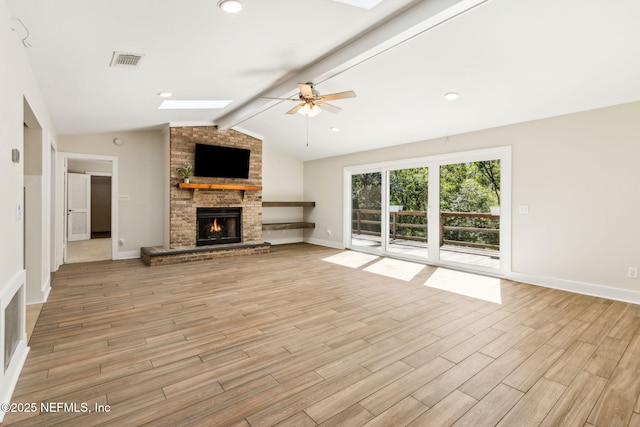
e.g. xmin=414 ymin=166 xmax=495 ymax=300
xmin=262 ymin=201 xmax=316 ymax=231
xmin=178 ymin=183 xmax=262 ymax=191
xmin=262 ymin=201 xmax=316 ymax=208
xmin=262 ymin=222 xmax=315 ymax=231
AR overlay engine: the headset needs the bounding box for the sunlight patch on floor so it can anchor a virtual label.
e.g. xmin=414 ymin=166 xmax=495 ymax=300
xmin=363 ymin=257 xmax=425 ymax=282
xmin=424 ymin=268 xmax=502 ymax=304
xmin=322 ymin=251 xmax=379 ymax=268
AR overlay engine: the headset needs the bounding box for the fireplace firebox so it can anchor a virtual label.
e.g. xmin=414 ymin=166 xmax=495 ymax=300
xmin=196 ymin=207 xmax=241 ymax=246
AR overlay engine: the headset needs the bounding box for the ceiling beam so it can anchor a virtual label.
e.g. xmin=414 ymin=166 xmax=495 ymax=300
xmin=214 ymin=0 xmax=490 ymax=130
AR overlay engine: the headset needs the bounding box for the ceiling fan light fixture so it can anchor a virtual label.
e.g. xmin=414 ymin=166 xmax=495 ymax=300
xmin=297 ymin=104 xmax=310 ymax=116
xmin=218 ymin=0 xmax=243 ymax=13
xmin=298 ymin=102 xmax=322 ymax=117
xmin=310 ymin=104 xmax=322 ymax=117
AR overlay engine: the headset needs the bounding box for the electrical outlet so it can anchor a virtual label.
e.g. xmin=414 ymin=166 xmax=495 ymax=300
xmin=518 ymin=204 xmax=529 ymax=214
xmin=628 ymin=267 xmax=638 ymax=279
xmin=119 ymin=238 xmax=125 ymax=246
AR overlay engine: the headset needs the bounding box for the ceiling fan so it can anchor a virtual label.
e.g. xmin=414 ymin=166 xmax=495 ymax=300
xmin=265 ymin=82 xmax=356 ymax=117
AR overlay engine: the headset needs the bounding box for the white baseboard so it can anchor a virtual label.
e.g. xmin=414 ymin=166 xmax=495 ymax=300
xmin=42 ymin=278 xmax=51 ymax=302
xmin=116 ymin=250 xmax=140 ymax=260
xmin=39 ymin=275 xmax=51 ymax=303
xmin=25 ymin=275 xmax=51 ymax=305
xmin=304 ymin=237 xmax=345 ymax=250
xmin=508 ymin=272 xmax=640 ymax=305
xmin=267 ymin=237 xmax=305 ymax=245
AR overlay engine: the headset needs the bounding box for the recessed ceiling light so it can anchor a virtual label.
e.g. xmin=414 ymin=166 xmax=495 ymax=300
xmin=158 ymin=100 xmax=233 ymax=109
xmin=158 ymin=92 xmax=172 ymax=98
xmin=444 ymin=92 xmax=459 ymax=100
xmin=330 ymin=127 xmax=340 ymax=132
xmin=218 ymin=0 xmax=242 ymax=13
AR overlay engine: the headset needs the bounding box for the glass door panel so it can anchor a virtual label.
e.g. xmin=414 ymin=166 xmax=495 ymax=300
xmin=350 ymin=172 xmax=383 ymax=252
xmin=387 ymin=167 xmax=429 ymax=259
xmin=439 ymin=160 xmax=501 ymax=270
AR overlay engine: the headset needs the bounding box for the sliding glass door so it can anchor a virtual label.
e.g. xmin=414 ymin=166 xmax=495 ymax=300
xmin=439 ymin=160 xmax=501 ymax=270
xmin=345 ymin=147 xmax=510 ymax=276
xmin=350 ymin=171 xmax=383 ymax=253
xmin=387 ymin=167 xmax=429 ymax=259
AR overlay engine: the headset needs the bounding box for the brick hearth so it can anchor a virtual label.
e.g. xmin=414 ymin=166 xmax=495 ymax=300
xmin=140 ymin=242 xmax=271 ymax=266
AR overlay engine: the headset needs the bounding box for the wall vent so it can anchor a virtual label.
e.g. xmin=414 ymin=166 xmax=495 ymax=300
xmin=110 ymin=51 xmax=145 ymax=68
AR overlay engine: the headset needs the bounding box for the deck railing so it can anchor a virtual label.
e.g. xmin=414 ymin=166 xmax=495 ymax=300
xmin=352 ymin=209 xmax=500 ymax=250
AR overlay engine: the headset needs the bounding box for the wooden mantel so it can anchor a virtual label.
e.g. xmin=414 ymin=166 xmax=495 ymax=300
xmin=178 ymin=183 xmax=262 ymax=191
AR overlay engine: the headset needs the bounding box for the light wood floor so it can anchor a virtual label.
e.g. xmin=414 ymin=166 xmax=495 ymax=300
xmin=4 ymin=243 xmax=640 ymax=426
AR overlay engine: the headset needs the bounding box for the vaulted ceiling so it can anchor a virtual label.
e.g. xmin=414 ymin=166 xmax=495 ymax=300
xmin=6 ymin=0 xmax=640 ymax=160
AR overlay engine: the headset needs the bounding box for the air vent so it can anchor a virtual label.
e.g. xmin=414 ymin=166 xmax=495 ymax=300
xmin=110 ymin=51 xmax=145 ymax=68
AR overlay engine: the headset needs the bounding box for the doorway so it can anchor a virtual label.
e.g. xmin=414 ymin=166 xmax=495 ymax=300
xmin=345 ymin=147 xmax=511 ymax=276
xmin=61 ymin=154 xmax=118 ymax=263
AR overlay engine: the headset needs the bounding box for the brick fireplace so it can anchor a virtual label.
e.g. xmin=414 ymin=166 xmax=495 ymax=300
xmin=141 ymin=126 xmax=270 ymax=266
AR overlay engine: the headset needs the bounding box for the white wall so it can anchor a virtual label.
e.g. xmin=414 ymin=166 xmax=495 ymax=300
xmin=162 ymin=128 xmax=170 ymax=248
xmin=58 ymin=131 xmax=165 ymax=256
xmin=304 ymin=102 xmax=640 ymax=301
xmin=261 ymin=144 xmax=306 ymax=245
xmin=23 ymin=124 xmax=52 ymax=303
xmin=0 ymin=1 xmax=56 ymax=414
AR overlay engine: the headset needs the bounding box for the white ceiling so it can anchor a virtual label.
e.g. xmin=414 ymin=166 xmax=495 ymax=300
xmin=6 ymin=0 xmax=640 ymax=160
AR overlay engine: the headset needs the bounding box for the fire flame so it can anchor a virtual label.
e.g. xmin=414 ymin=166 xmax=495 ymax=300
xmin=210 ymin=219 xmax=221 ymax=232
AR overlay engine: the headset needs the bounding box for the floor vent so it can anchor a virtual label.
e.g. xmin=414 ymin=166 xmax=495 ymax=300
xmin=110 ymin=51 xmax=145 ymax=68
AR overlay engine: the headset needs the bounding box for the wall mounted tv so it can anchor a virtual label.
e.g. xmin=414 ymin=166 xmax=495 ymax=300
xmin=194 ymin=143 xmax=251 ymax=179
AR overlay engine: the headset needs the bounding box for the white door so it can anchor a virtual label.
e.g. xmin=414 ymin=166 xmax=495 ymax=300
xmin=67 ymin=173 xmax=91 ymax=241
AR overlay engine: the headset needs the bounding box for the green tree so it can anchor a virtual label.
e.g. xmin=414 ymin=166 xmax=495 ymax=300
xmin=389 ymin=167 xmax=428 ymax=210
xmin=389 ymin=168 xmax=428 ymax=239
xmin=352 ymin=161 xmax=501 ymax=248
xmin=440 ymin=161 xmax=501 ymax=248
xmin=473 ymin=161 xmax=500 ymax=204
xmin=352 ymin=172 xmax=382 ymax=234
xmin=352 ymin=172 xmax=381 ymax=209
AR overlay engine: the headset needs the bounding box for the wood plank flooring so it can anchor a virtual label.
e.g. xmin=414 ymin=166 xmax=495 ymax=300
xmin=4 ymin=243 xmax=640 ymax=426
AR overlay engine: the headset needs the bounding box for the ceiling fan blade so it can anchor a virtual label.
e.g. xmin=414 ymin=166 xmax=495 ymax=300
xmin=318 ymin=102 xmax=342 ymax=114
xmin=286 ymin=103 xmax=304 ymax=114
xmin=298 ymin=83 xmax=314 ymax=99
xmin=319 ymin=90 xmax=356 ymax=101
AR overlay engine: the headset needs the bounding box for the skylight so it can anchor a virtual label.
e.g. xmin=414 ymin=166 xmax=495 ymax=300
xmin=333 ymin=0 xmax=384 ymax=9
xmin=159 ymin=100 xmax=232 ymax=110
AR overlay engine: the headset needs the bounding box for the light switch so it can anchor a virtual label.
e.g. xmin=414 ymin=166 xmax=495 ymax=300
xmin=16 ymin=202 xmax=22 ymax=220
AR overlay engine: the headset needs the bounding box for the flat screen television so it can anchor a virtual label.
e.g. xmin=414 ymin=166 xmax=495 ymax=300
xmin=194 ymin=143 xmax=251 ymax=179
